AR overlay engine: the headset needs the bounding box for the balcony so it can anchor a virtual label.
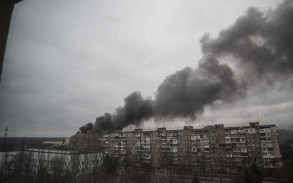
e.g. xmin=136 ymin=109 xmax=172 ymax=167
xmin=225 ymin=140 xmax=231 ymax=143
xmin=191 ymin=136 xmax=197 ymax=140
xmin=226 ymin=154 xmax=233 ymax=158
xmin=169 ymin=140 xmax=178 ymax=145
xmin=263 ymin=154 xmax=275 ymax=158
xmin=142 ymin=146 xmax=151 ymax=151
xmin=225 ymin=145 xmax=232 ymax=149
xmin=119 ymin=134 xmax=127 ymax=138
xmin=120 ymin=150 xmax=127 ymax=154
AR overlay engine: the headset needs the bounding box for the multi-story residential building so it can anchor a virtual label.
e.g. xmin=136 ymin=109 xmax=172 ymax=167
xmin=70 ymin=122 xmax=282 ymax=173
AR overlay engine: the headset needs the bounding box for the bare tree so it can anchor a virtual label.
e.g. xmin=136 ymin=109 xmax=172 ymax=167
xmin=50 ymin=155 xmax=66 ymax=183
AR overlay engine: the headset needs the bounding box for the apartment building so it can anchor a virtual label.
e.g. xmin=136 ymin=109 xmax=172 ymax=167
xmin=70 ymin=122 xmax=282 ymax=173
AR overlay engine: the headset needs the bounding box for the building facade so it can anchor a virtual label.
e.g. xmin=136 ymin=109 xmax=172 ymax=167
xmin=0 ymin=148 xmax=103 ymax=178
xmin=70 ymin=122 xmax=282 ymax=173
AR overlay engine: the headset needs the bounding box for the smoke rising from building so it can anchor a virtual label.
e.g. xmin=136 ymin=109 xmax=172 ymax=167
xmin=80 ymin=0 xmax=293 ymax=132
xmin=79 ymin=123 xmax=94 ymax=133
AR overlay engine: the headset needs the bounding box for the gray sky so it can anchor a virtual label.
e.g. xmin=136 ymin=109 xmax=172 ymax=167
xmin=1 ymin=0 xmax=290 ymax=137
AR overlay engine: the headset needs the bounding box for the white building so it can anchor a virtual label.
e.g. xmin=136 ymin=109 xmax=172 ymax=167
xmin=0 ymin=148 xmax=103 ymax=177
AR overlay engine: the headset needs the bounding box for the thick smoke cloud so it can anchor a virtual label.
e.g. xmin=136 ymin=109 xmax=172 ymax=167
xmin=93 ymin=92 xmax=153 ymax=132
xmin=154 ymin=59 xmax=238 ymax=118
xmin=79 ymin=123 xmax=93 ymax=133
xmin=201 ymin=0 xmax=293 ymax=83
xmin=80 ymin=0 xmax=293 ymax=132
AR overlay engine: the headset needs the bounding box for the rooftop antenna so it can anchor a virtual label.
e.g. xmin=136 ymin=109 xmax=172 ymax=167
xmin=256 ymin=111 xmax=259 ymax=122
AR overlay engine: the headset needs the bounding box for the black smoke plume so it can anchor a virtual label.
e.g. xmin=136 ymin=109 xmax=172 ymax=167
xmin=93 ymin=92 xmax=153 ymax=132
xmin=79 ymin=0 xmax=293 ymax=132
xmin=79 ymin=123 xmax=93 ymax=133
xmin=201 ymin=1 xmax=293 ymax=84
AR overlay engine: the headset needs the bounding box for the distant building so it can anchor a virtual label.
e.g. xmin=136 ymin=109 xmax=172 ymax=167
xmin=70 ymin=122 xmax=282 ymax=173
xmin=43 ymin=138 xmax=70 ymax=147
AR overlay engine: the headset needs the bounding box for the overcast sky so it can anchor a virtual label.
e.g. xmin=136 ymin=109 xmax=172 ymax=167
xmin=1 ymin=0 xmax=291 ymax=137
